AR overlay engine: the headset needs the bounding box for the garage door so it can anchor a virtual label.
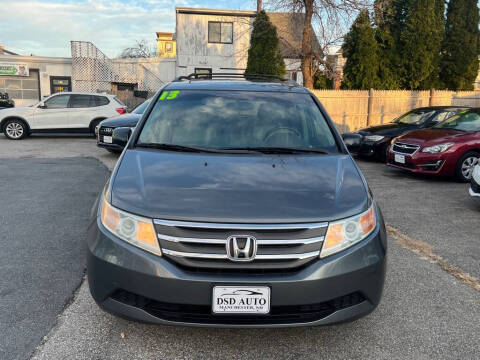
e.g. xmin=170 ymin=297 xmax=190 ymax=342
xmin=0 ymin=69 xmax=40 ymax=103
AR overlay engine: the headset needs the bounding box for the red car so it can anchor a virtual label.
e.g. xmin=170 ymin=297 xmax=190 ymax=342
xmin=387 ymin=109 xmax=480 ymax=181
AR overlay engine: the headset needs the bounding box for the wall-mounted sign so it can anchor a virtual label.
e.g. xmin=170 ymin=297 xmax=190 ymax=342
xmin=0 ymin=63 xmax=29 ymax=76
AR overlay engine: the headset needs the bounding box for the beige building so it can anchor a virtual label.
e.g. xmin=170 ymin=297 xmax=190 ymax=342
xmin=156 ymin=32 xmax=176 ymax=58
xmin=326 ymin=49 xmax=346 ymax=90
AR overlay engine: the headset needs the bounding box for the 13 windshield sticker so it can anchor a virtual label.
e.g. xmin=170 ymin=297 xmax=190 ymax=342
xmin=159 ymin=90 xmax=179 ymax=101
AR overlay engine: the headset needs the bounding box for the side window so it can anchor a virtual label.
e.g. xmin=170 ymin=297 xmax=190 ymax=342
xmin=44 ymin=95 xmax=70 ymax=109
xmin=69 ymin=95 xmax=91 ymax=108
xmin=94 ymin=96 xmax=109 ymax=106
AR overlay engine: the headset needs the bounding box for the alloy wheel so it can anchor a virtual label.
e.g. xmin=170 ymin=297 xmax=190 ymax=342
xmin=5 ymin=122 xmax=24 ymax=139
xmin=461 ymin=156 xmax=478 ymax=180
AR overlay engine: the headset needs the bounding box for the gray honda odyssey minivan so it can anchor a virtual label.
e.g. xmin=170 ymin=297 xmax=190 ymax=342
xmin=87 ymin=74 xmax=387 ymax=327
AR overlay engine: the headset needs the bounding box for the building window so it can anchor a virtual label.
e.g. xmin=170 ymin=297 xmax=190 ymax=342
xmin=50 ymin=76 xmax=71 ymax=94
xmin=208 ymin=22 xmax=233 ymax=44
xmin=165 ymin=42 xmax=173 ymax=53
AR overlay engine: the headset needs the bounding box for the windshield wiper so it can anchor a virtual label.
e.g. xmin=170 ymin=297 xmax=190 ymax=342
xmin=136 ymin=143 xmax=223 ymax=153
xmin=223 ymin=146 xmax=329 ymax=154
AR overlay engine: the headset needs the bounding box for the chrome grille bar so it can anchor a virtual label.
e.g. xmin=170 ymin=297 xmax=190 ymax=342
xmin=157 ymin=233 xmax=324 ymax=245
xmin=162 ymin=249 xmax=320 ymax=260
xmin=392 ymin=142 xmax=420 ymax=155
xmin=154 ymin=219 xmax=328 ymax=230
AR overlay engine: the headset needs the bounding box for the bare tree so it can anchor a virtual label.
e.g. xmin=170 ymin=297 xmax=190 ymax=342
xmin=119 ymin=39 xmax=155 ymax=59
xmin=266 ymin=0 xmax=368 ymax=88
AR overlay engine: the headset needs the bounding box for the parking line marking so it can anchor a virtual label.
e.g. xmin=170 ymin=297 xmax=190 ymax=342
xmin=387 ymin=225 xmax=480 ymax=292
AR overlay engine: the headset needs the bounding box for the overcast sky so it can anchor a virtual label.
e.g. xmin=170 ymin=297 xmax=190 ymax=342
xmin=1 ymin=0 xmax=257 ymax=58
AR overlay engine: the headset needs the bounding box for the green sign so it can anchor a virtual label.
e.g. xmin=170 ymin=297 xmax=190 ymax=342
xmin=158 ymin=90 xmax=179 ymax=100
xmin=0 ymin=63 xmax=29 ymax=76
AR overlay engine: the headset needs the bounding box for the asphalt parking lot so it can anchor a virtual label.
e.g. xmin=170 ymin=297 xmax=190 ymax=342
xmin=0 ymin=134 xmax=478 ymax=360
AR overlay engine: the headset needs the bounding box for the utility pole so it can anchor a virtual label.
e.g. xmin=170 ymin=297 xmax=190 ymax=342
xmin=257 ymin=0 xmax=262 ymax=13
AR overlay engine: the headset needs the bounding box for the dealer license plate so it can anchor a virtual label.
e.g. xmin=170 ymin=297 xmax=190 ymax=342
xmin=212 ymin=286 xmax=270 ymax=314
xmin=394 ymin=154 xmax=405 ymax=164
xmin=103 ymin=135 xmax=112 ymax=144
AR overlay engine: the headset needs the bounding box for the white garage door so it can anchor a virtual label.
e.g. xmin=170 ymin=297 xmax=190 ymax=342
xmin=0 ymin=69 xmax=40 ymax=105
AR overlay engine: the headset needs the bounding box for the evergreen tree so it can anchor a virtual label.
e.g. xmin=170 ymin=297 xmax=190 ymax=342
xmin=313 ymin=71 xmax=333 ymax=89
xmin=373 ymin=0 xmax=402 ymax=89
xmin=341 ymin=9 xmax=380 ymax=89
xmin=246 ymin=11 xmax=286 ymax=77
xmin=399 ymin=0 xmax=440 ymax=89
xmin=440 ymin=0 xmax=480 ymax=90
xmin=422 ymin=0 xmax=445 ymax=89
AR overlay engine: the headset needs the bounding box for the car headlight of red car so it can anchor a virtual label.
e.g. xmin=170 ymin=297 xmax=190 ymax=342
xmin=421 ymin=142 xmax=454 ymax=153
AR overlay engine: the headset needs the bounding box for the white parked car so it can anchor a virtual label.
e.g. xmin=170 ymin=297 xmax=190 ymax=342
xmin=0 ymin=92 xmax=127 ymax=140
xmin=469 ymin=162 xmax=480 ymax=198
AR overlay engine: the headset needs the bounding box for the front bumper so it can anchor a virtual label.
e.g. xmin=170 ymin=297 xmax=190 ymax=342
xmin=386 ymin=149 xmax=455 ymax=176
xmin=470 ymin=173 xmax=480 ymax=197
xmin=87 ymin=212 xmax=387 ymax=328
xmin=354 ymin=140 xmax=390 ymax=159
xmin=97 ymin=141 xmax=123 ymax=152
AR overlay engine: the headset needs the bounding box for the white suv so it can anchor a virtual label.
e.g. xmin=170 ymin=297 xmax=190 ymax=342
xmin=0 ymin=92 xmax=127 ymax=140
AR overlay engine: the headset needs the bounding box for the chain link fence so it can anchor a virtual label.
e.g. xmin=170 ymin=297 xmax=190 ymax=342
xmin=71 ymin=41 xmax=172 ymax=108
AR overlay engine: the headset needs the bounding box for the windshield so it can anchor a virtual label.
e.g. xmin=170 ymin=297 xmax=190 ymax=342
xmin=394 ymin=110 xmax=434 ymax=124
xmin=137 ymin=90 xmax=339 ymax=153
xmin=132 ymin=99 xmax=151 ymax=114
xmin=433 ymin=111 xmax=480 ymax=132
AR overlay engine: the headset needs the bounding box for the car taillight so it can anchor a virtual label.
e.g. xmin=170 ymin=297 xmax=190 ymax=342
xmin=116 ymin=108 xmax=126 ymax=115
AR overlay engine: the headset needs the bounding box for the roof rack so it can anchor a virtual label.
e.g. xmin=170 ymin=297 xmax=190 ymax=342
xmin=173 ymin=73 xmax=298 ymax=86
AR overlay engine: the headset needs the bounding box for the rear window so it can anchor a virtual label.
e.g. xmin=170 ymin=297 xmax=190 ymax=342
xmin=137 ymin=90 xmax=339 ymax=153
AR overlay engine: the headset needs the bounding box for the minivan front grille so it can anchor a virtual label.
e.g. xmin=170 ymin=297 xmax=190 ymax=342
xmin=154 ymin=219 xmax=327 ymax=270
xmin=392 ymin=142 xmax=419 ymax=155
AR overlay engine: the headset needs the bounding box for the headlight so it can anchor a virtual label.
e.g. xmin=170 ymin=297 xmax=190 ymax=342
xmin=364 ymin=135 xmax=385 ymax=142
xmin=321 ymin=204 xmax=376 ymax=258
xmin=100 ymin=195 xmax=161 ymax=256
xmin=421 ymin=143 xmax=454 ymax=153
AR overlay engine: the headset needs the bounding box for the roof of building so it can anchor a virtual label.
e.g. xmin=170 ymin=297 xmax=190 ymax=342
xmin=0 ymin=46 xmax=18 ymax=55
xmin=176 ymin=7 xmax=257 ymax=17
xmin=267 ymin=13 xmax=321 ymax=58
xmin=156 ymin=32 xmax=175 ymax=39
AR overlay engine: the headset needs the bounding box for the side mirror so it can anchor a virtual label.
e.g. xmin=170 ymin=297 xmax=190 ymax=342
xmin=342 ymin=133 xmax=363 ymax=152
xmin=112 ymin=127 xmax=132 ymax=147
xmin=38 ymin=103 xmax=46 ymax=109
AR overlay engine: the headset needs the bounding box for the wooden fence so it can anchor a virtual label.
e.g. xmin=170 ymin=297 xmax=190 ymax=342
xmin=312 ymin=89 xmax=480 ymax=133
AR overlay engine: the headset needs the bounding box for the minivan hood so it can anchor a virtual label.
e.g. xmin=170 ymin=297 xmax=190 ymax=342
xmin=110 ymin=149 xmax=368 ymax=223
xmin=397 ymin=129 xmax=467 ymax=145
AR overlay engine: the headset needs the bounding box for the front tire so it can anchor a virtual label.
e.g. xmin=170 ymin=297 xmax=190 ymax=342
xmin=3 ymin=119 xmax=28 ymax=140
xmin=455 ymin=151 xmax=480 ymax=182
